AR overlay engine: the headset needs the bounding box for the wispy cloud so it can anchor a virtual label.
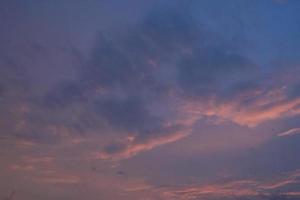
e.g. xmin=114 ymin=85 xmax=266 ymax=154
xmin=160 ymin=170 xmax=300 ymax=199
xmin=94 ymin=124 xmax=190 ymax=160
xmin=35 ymin=175 xmax=81 ymax=184
xmin=278 ymin=128 xmax=300 ymax=137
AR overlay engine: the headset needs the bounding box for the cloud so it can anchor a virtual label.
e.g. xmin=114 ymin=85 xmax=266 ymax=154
xmin=35 ymin=175 xmax=81 ymax=184
xmin=160 ymin=170 xmax=300 ymax=200
xmin=94 ymin=122 xmax=191 ymax=160
xmin=17 ymin=8 xmax=207 ymax=159
xmin=181 ymin=82 xmax=300 ymax=127
xmin=278 ymin=128 xmax=300 ymax=137
xmin=94 ymin=96 xmax=160 ymax=133
xmin=40 ymin=7 xmax=263 ymax=159
xmin=10 ymin=164 xmax=35 ymax=172
xmin=1 ymin=2 xmax=300 ymax=161
xmin=1 ymin=2 xmax=300 ymax=200
xmin=177 ymin=48 xmax=257 ymax=97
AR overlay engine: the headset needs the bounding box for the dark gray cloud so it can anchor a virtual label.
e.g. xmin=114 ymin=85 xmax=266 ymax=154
xmin=42 ymin=5 xmax=257 ymax=111
xmin=33 ymin=8 xmax=205 ymax=138
xmin=94 ymin=96 xmax=160 ymax=133
xmin=177 ymin=47 xmax=257 ymax=97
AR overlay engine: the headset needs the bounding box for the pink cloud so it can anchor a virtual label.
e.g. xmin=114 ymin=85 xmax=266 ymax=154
xmin=278 ymin=128 xmax=300 ymax=137
xmin=160 ymin=170 xmax=300 ymax=199
xmin=35 ymin=175 xmax=81 ymax=184
xmin=94 ymin=127 xmax=190 ymax=160
xmin=182 ymin=87 xmax=300 ymax=127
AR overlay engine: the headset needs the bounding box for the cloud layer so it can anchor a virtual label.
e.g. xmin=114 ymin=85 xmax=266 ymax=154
xmin=1 ymin=3 xmax=300 ymax=161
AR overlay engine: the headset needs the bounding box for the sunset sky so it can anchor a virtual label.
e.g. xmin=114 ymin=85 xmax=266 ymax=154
xmin=1 ymin=0 xmax=300 ymax=199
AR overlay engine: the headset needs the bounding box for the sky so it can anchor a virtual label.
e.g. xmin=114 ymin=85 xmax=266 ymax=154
xmin=1 ymin=0 xmax=300 ymax=199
